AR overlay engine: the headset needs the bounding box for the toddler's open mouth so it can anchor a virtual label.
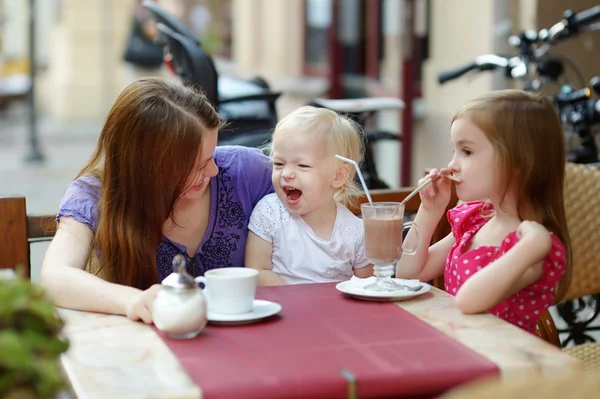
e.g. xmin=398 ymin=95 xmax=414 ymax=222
xmin=283 ymin=187 xmax=302 ymax=205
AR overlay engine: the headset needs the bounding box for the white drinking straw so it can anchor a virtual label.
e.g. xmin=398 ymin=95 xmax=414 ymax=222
xmin=400 ymin=173 xmax=461 ymax=205
xmin=335 ymin=154 xmax=373 ymax=205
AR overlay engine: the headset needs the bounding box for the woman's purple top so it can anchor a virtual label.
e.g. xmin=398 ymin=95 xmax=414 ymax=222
xmin=57 ymin=146 xmax=274 ymax=281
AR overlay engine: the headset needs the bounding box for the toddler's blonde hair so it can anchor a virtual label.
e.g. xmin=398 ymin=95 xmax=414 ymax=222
xmin=267 ymin=105 xmax=365 ymax=208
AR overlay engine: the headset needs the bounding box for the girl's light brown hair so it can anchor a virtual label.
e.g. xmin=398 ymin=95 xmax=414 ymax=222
xmin=268 ymin=106 xmax=365 ymax=208
xmin=77 ymin=77 xmax=221 ymax=289
xmin=453 ymin=89 xmax=572 ymax=302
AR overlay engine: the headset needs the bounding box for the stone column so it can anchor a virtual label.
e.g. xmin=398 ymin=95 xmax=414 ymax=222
xmin=412 ymin=0 xmax=513 ymax=184
xmin=44 ymin=0 xmax=135 ymax=122
xmin=232 ymin=0 xmax=303 ymax=80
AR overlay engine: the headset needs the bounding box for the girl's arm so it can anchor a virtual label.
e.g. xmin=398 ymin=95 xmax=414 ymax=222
xmin=40 ymin=217 xmax=161 ymax=324
xmin=244 ymin=232 xmax=286 ymax=286
xmin=396 ymin=169 xmax=455 ymax=281
xmin=455 ymin=221 xmax=551 ymax=314
xmin=395 ymin=206 xmax=456 ymax=281
xmin=415 ymin=233 xmax=456 ymax=282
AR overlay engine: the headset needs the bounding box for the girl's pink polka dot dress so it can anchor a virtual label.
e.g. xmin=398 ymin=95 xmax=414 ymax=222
xmin=445 ymin=202 xmax=567 ymax=334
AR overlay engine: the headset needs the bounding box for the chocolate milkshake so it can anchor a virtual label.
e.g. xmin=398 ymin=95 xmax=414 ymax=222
xmin=364 ymin=216 xmax=404 ymax=265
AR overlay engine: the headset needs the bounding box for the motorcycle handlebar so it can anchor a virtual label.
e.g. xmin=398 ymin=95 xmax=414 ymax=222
xmin=438 ymin=55 xmax=510 ymax=85
xmin=438 ymin=6 xmax=600 ymax=86
xmin=547 ymin=5 xmax=600 ymax=42
xmin=554 ymin=88 xmax=592 ymax=107
xmin=573 ymin=5 xmax=600 ymax=27
xmin=437 ymin=62 xmax=477 ymax=85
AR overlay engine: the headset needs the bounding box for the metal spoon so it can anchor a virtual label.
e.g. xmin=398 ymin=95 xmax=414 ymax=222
xmin=395 ymin=282 xmax=423 ymax=292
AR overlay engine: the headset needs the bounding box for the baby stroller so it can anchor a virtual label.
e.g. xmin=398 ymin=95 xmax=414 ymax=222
xmin=143 ymin=1 xmax=404 ymax=189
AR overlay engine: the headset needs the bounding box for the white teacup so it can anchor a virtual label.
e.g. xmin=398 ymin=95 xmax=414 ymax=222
xmin=195 ymin=268 xmax=259 ymax=314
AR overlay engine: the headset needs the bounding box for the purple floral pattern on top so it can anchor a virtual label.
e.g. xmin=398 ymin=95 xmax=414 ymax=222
xmin=57 ymin=146 xmax=274 ymax=282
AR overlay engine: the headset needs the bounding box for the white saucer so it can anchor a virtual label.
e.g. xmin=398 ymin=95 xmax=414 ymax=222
xmin=335 ymin=279 xmax=431 ymax=302
xmin=207 ymin=299 xmax=282 ymax=326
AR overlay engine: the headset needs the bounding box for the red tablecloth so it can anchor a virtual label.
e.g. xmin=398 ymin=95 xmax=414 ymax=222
xmin=157 ymin=283 xmax=498 ymax=399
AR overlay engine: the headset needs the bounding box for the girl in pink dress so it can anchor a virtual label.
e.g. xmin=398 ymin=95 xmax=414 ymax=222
xmin=396 ymin=90 xmax=572 ymax=335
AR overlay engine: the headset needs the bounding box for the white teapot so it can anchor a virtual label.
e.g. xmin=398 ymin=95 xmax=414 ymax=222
xmin=153 ymin=254 xmax=207 ymax=339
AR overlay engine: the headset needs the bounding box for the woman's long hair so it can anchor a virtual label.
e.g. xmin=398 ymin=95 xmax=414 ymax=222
xmin=453 ymin=89 xmax=572 ymax=302
xmin=77 ymin=78 xmax=221 ymax=289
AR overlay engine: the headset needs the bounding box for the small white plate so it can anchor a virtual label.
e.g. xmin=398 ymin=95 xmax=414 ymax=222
xmin=335 ymin=279 xmax=431 ymax=302
xmin=207 ymin=299 xmax=282 ymax=326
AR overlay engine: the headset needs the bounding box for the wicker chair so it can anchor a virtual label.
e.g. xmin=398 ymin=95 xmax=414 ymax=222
xmin=536 ymin=162 xmax=600 ymax=370
xmin=439 ymin=369 xmax=600 ymax=399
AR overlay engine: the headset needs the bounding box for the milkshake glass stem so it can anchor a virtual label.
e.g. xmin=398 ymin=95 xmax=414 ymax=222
xmin=363 ymin=264 xmax=405 ymax=292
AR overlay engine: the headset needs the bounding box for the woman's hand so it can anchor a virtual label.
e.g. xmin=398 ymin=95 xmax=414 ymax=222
xmin=418 ymin=168 xmax=453 ymax=214
xmin=125 ymin=284 xmax=163 ymax=324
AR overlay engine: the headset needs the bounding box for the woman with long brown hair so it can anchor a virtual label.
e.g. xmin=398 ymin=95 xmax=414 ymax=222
xmin=41 ymin=78 xmax=273 ymax=324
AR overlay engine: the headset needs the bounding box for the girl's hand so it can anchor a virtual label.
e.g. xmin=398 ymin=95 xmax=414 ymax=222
xmin=125 ymin=284 xmax=163 ymax=324
xmin=418 ymin=168 xmax=453 ymax=214
xmin=517 ymin=221 xmax=552 ymax=254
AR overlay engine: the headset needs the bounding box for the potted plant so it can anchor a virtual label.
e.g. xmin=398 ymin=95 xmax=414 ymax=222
xmin=0 ymin=268 xmax=69 ymax=399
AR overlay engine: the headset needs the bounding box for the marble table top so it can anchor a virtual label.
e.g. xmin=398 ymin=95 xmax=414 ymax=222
xmin=58 ymin=287 xmax=582 ymax=398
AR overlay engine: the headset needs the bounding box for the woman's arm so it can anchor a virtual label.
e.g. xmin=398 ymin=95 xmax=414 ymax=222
xmin=455 ymin=221 xmax=550 ymax=314
xmin=244 ymin=232 xmax=286 ymax=286
xmin=41 ymin=217 xmax=160 ymax=323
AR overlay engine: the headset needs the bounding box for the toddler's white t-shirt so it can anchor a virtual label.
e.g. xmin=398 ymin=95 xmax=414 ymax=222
xmin=248 ymin=193 xmax=370 ymax=284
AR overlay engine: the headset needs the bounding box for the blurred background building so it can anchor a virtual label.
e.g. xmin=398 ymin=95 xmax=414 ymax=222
xmin=2 ymin=0 xmax=599 ymax=190
xmin=0 ymin=0 xmax=598 ymax=207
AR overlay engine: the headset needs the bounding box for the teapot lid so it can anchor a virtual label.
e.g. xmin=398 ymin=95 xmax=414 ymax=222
xmin=161 ymin=255 xmax=196 ymax=290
